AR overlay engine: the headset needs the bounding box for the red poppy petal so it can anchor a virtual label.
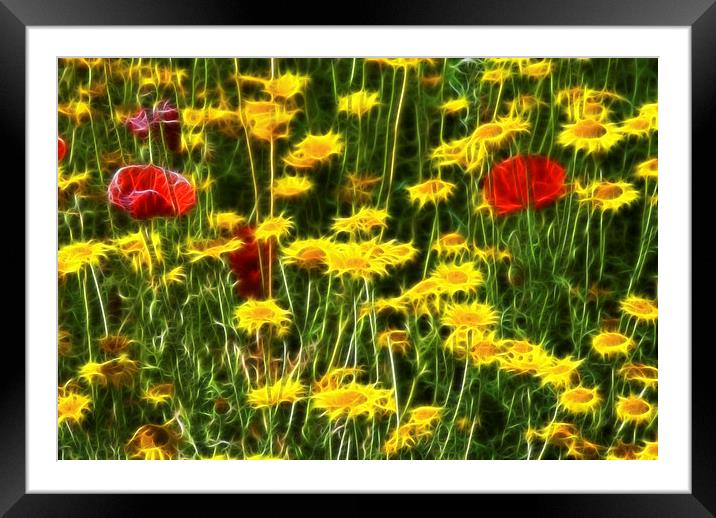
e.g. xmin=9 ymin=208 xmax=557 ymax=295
xmin=108 ymin=164 xmax=196 ymax=219
xmin=58 ymin=137 xmax=67 ymax=162
xmin=228 ymin=225 xmax=275 ymax=300
xmin=484 ymin=155 xmax=566 ymax=215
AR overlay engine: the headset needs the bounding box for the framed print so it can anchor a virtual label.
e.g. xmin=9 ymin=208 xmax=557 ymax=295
xmin=6 ymin=0 xmax=714 ymax=514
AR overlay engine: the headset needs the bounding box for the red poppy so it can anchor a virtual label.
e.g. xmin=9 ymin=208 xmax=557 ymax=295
xmin=483 ymin=155 xmax=566 ymax=215
xmin=228 ymin=225 xmax=275 ymax=299
xmin=124 ymin=100 xmax=181 ymax=153
xmin=125 ymin=109 xmax=150 ymax=139
xmin=58 ymin=137 xmax=67 ymax=162
xmin=107 ymin=164 xmax=196 ymax=219
xmin=151 ymin=100 xmax=181 ymax=153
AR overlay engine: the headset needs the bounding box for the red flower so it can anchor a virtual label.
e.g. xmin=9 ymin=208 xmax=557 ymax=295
xmin=58 ymin=137 xmax=67 ymax=162
xmin=108 ymin=164 xmax=196 ymax=219
xmin=483 ymin=155 xmax=566 ymax=215
xmin=228 ymin=225 xmax=275 ymax=299
xmin=124 ymin=100 xmax=181 ymax=153
xmin=125 ymin=109 xmax=150 ymax=139
xmin=151 ymin=100 xmax=181 ymax=153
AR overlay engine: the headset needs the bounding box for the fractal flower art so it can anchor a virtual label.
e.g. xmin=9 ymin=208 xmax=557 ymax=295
xmin=57 ymin=57 xmax=657 ymax=460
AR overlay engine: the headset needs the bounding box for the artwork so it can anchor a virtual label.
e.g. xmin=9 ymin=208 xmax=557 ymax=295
xmin=57 ymin=57 xmax=658 ymax=460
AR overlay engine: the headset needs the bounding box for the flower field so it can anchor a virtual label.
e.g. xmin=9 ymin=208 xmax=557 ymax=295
xmin=57 ymin=57 xmax=658 ymax=460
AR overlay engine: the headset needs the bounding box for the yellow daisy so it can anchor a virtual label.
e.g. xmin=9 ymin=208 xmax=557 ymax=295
xmin=559 ymin=386 xmax=602 ymax=414
xmin=58 ymin=387 xmax=92 ymax=426
xmin=273 ymin=174 xmax=314 ymax=199
xmin=58 ymin=241 xmax=113 ymax=277
xmin=467 ymin=331 xmax=503 ymax=367
xmin=432 ymin=232 xmax=470 ymax=257
xmin=621 ymin=103 xmax=658 ymax=137
xmin=406 ymin=178 xmax=456 ymax=208
xmin=442 ymin=301 xmax=498 ymax=331
xmin=575 ymin=181 xmax=640 ymax=212
xmin=247 ymin=377 xmax=306 ymax=408
xmin=481 ymin=67 xmax=512 ymax=84
xmin=208 ymin=211 xmax=246 ymax=233
xmin=255 ymin=215 xmax=294 ymax=242
xmin=519 ymin=59 xmax=554 ymax=79
xmin=311 ymin=382 xmax=396 ymax=421
xmin=367 ymin=58 xmax=435 ymax=69
xmin=162 ymin=266 xmax=186 ymax=286
xmin=58 ymin=100 xmax=93 ymax=125
xmin=142 ymin=384 xmax=174 ymax=407
xmin=262 ymin=72 xmax=309 ymax=99
xmin=58 ymin=169 xmax=91 ymax=193
xmin=469 ymin=114 xmax=531 ymax=151
xmin=634 ymin=158 xmax=658 ymax=180
xmin=323 ymin=241 xmax=388 ymax=281
xmin=338 ymin=90 xmax=380 ymax=118
xmin=536 ymin=356 xmax=584 ymax=388
xmin=558 ymin=118 xmax=623 ymax=154
xmin=243 ymin=100 xmax=299 ymax=142
xmin=620 ymin=295 xmax=658 ymax=322
xmin=377 ymin=329 xmax=411 ymax=355
xmin=331 ymin=207 xmax=389 ymax=235
xmin=127 ymin=423 xmax=178 ymax=460
xmin=384 ymin=422 xmax=428 ymax=456
xmin=98 ymin=334 xmax=134 ymax=355
xmin=636 ymin=440 xmax=658 ymax=460
xmin=606 ymin=441 xmax=641 ymax=460
xmin=440 ymin=97 xmax=469 ymax=114
xmin=281 ymin=238 xmax=332 ymax=270
xmin=591 ymin=331 xmax=635 ymax=358
xmin=339 ymin=172 xmax=381 ymax=204
xmin=407 ymin=405 xmax=444 ymax=430
xmin=619 ymin=363 xmax=658 ymax=388
xmin=498 ymin=340 xmax=554 ymax=375
xmin=429 ymin=261 xmax=484 ymax=296
xmin=283 ymin=131 xmax=344 ymax=169
xmin=430 ymin=136 xmax=472 ymax=169
xmin=184 ymin=237 xmax=245 ymax=262
xmin=615 ymin=395 xmax=656 ymax=425
xmin=234 ymin=298 xmax=292 ymax=336
xmin=473 ymin=245 xmax=512 ymax=263
xmin=182 ymin=108 xmax=207 ymax=128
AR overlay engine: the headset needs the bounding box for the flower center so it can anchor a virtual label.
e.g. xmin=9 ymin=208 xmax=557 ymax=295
xmin=623 ymin=399 xmax=650 ymax=415
xmin=445 ymin=270 xmax=469 ymax=284
xmin=298 ymin=247 xmax=324 ymax=263
xmin=510 ymin=341 xmax=533 ymax=353
xmin=441 ymin=235 xmax=465 ymax=246
xmin=476 ymin=124 xmax=503 ymax=139
xmin=629 ymin=118 xmax=650 ymax=130
xmin=630 ymin=301 xmax=654 ymax=314
xmin=472 ymin=342 xmax=498 ymax=358
xmin=567 ymin=390 xmax=593 ymax=403
xmin=594 ymin=184 xmax=623 ymax=200
xmin=251 ymin=307 xmax=275 ymax=320
xmin=341 ymin=256 xmax=367 ymax=270
xmin=573 ymin=119 xmax=607 ymax=138
xmin=599 ymin=333 xmax=626 ymax=347
xmin=455 ymin=312 xmax=485 ymax=327
xmin=422 ymin=181 xmax=444 ymax=194
xmin=412 ymin=409 xmax=438 ymax=421
xmin=335 ymin=391 xmax=368 ymax=407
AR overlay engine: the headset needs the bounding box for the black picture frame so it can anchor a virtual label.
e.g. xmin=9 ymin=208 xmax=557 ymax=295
xmin=6 ymin=0 xmax=713 ymax=515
